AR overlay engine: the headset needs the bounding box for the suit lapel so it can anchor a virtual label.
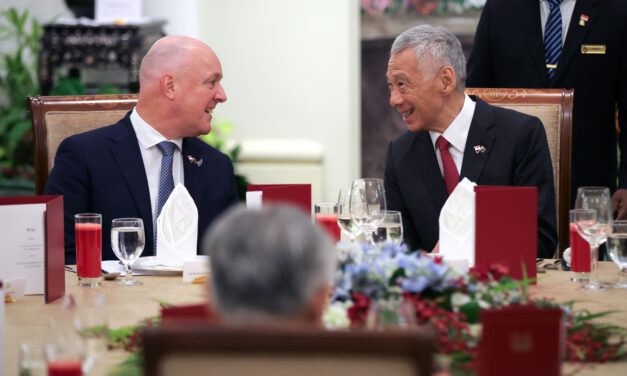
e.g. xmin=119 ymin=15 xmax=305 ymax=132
xmin=182 ymin=139 xmax=205 ymax=204
xmin=108 ymin=116 xmax=153 ymax=245
xmin=519 ymin=0 xmax=549 ymax=85
xmin=460 ymin=98 xmax=495 ymax=183
xmin=552 ymin=0 xmax=599 ymax=84
xmin=413 ymin=132 xmax=448 ymax=211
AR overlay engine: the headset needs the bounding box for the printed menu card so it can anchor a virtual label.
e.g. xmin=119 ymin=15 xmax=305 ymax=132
xmin=0 ymin=196 xmax=65 ymax=303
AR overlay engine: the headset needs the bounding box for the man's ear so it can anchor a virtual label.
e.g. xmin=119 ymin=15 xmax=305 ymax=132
xmin=438 ymin=65 xmax=457 ymax=95
xmin=160 ymin=74 xmax=176 ymax=100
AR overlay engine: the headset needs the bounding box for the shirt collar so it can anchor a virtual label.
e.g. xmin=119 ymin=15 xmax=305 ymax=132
xmin=130 ymin=108 xmax=183 ymax=151
xmin=429 ymin=93 xmax=476 ymax=153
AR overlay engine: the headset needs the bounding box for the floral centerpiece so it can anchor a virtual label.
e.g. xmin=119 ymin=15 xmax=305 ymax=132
xmin=324 ymin=242 xmax=626 ymax=373
xmin=108 ymin=242 xmax=625 ymax=376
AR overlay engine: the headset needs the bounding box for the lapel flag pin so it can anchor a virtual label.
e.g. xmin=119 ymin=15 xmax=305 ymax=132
xmin=579 ymin=14 xmax=589 ymax=26
xmin=474 ymin=145 xmax=487 ymax=154
xmin=187 ymin=155 xmax=203 ymax=167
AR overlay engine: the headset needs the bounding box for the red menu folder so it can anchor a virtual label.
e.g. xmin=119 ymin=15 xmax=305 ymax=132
xmin=479 ymin=305 xmax=563 ymax=376
xmin=0 ymin=195 xmax=65 ymax=303
xmin=474 ymin=186 xmax=537 ymax=281
xmin=247 ymin=184 xmax=311 ymax=214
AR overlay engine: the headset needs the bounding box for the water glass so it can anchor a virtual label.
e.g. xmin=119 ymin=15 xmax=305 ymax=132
xmin=111 ymin=218 xmax=145 ymax=286
xmin=75 ymin=213 xmax=102 ymax=287
xmin=337 ymin=187 xmax=361 ymax=242
xmin=349 ymin=178 xmax=386 ymax=245
xmin=19 ymin=340 xmax=46 ymax=376
xmin=574 ymin=187 xmax=613 ymax=291
xmin=366 ymin=299 xmax=416 ymax=330
xmin=72 ymin=290 xmax=109 ymax=373
xmin=569 ymin=209 xmax=591 ymax=283
xmin=45 ymin=301 xmax=83 ymax=376
xmin=608 ymin=220 xmax=627 ymax=289
xmin=314 ymin=202 xmax=341 ymax=242
xmin=372 ymin=210 xmax=403 ymax=245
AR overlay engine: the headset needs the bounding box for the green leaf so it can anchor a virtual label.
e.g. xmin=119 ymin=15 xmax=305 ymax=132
xmin=459 ymin=300 xmax=480 ymax=324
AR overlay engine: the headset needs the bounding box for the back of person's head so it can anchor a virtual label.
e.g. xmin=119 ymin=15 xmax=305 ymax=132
xmin=204 ymin=205 xmax=336 ymax=325
xmin=391 ymin=24 xmax=466 ymax=90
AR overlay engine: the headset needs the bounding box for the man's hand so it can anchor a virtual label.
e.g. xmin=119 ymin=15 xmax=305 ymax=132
xmin=431 ymin=241 xmax=440 ymax=253
xmin=611 ymin=189 xmax=627 ymax=219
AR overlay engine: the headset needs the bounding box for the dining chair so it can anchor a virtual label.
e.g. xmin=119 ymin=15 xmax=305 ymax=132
xmin=466 ymin=88 xmax=574 ymax=258
xmin=27 ymin=94 xmax=138 ymax=195
xmin=142 ymin=325 xmax=435 ymax=376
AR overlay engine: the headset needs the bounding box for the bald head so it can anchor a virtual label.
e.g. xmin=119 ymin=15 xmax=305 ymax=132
xmin=139 ymin=35 xmax=218 ymax=88
xmin=135 ymin=35 xmax=226 ymax=139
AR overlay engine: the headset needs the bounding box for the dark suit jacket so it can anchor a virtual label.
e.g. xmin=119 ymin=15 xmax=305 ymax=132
xmin=467 ymin=0 xmax=627 ymax=197
xmin=45 ymin=113 xmax=239 ymax=263
xmin=384 ymin=97 xmax=558 ymax=258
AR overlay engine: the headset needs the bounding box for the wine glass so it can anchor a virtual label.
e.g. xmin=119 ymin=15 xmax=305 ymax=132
xmin=349 ymin=179 xmax=386 ymax=245
xmin=574 ymin=186 xmax=612 ymax=291
xmin=372 ymin=210 xmax=403 ymax=245
xmin=337 ymin=187 xmax=362 ymax=242
xmin=608 ymin=220 xmax=627 ymax=289
xmin=111 ymin=218 xmax=145 ymax=286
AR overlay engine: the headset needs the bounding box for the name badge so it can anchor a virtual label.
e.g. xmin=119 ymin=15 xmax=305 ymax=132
xmin=581 ymin=44 xmax=606 ymax=54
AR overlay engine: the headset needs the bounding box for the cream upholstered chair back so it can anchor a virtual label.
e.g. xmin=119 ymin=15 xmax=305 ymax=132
xmin=466 ymin=88 xmax=574 ymax=257
xmin=27 ymin=94 xmax=138 ymax=195
xmin=142 ymin=325 xmax=434 ymax=376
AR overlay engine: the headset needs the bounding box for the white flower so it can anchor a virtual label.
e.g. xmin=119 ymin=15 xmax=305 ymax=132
xmin=337 ymin=245 xmax=349 ymax=263
xmin=323 ymin=302 xmax=351 ymax=329
xmin=478 ymin=300 xmax=490 ymax=309
xmin=348 ymin=243 xmax=363 ymax=264
xmin=451 ymin=292 xmax=471 ymax=308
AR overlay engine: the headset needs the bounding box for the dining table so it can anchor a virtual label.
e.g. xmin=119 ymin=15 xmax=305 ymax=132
xmin=3 ymin=261 xmax=626 ymax=376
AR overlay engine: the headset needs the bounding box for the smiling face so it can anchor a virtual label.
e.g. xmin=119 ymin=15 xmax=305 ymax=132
xmin=174 ymin=47 xmax=227 ymax=137
xmin=387 ymin=48 xmax=445 ymax=133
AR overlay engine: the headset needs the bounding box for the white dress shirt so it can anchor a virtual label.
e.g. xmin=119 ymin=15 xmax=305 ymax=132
xmin=429 ymin=94 xmax=477 ymax=177
xmin=540 ymin=0 xmax=577 ymax=45
xmin=130 ymin=108 xmax=184 ymax=235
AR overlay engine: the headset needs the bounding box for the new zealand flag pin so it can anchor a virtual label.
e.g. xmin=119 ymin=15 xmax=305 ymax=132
xmin=187 ymin=155 xmax=203 ymax=167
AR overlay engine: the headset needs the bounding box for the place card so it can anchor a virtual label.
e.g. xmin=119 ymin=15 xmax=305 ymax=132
xmin=2 ymin=276 xmax=26 ymax=301
xmin=474 ymin=186 xmax=537 ymax=281
xmin=182 ymin=257 xmax=210 ymax=283
xmin=479 ymin=305 xmax=563 ymax=376
xmin=0 ymin=196 xmax=65 ymax=303
xmin=247 ymin=184 xmax=311 ymax=214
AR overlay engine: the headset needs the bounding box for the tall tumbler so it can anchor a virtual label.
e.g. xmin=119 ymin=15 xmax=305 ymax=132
xmin=75 ymin=213 xmax=102 ymax=286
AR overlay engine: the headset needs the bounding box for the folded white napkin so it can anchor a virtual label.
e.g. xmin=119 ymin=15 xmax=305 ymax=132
xmin=439 ymin=178 xmax=477 ymax=266
xmin=156 ymin=183 xmax=198 ymax=267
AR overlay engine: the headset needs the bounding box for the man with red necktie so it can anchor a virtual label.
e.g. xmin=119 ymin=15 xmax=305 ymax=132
xmin=384 ymin=25 xmax=558 ymax=258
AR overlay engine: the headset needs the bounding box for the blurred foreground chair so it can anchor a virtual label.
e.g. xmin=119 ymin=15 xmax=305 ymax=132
xmin=143 ymin=325 xmax=434 ymax=376
xmin=466 ymin=88 xmax=573 ymax=258
xmin=27 ymin=94 xmax=138 ymax=195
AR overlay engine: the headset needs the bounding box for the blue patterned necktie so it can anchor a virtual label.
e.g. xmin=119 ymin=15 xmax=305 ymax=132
xmin=155 ymin=141 xmax=177 ymax=253
xmin=544 ymin=0 xmax=563 ymax=79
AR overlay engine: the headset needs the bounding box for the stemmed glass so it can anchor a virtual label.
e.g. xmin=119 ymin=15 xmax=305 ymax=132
xmin=111 ymin=218 xmax=145 ymax=286
xmin=574 ymin=187 xmax=613 ymax=291
xmin=349 ymin=179 xmax=386 ymax=245
xmin=337 ymin=187 xmax=362 ymax=242
xmin=372 ymin=210 xmax=403 ymax=245
xmin=607 ymin=220 xmax=627 ymax=289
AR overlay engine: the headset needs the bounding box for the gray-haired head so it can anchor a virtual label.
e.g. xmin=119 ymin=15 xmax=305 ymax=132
xmin=390 ymin=25 xmax=466 ymax=91
xmin=204 ymin=204 xmax=336 ymax=324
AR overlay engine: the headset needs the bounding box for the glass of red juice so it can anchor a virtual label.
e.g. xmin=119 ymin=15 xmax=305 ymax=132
xmin=569 ymin=209 xmax=591 ymax=283
xmin=75 ymin=213 xmax=102 ymax=286
xmin=314 ymin=202 xmax=341 ymax=243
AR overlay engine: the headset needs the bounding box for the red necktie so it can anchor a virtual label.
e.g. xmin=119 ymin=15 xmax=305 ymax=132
xmin=436 ymin=136 xmax=459 ymax=195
